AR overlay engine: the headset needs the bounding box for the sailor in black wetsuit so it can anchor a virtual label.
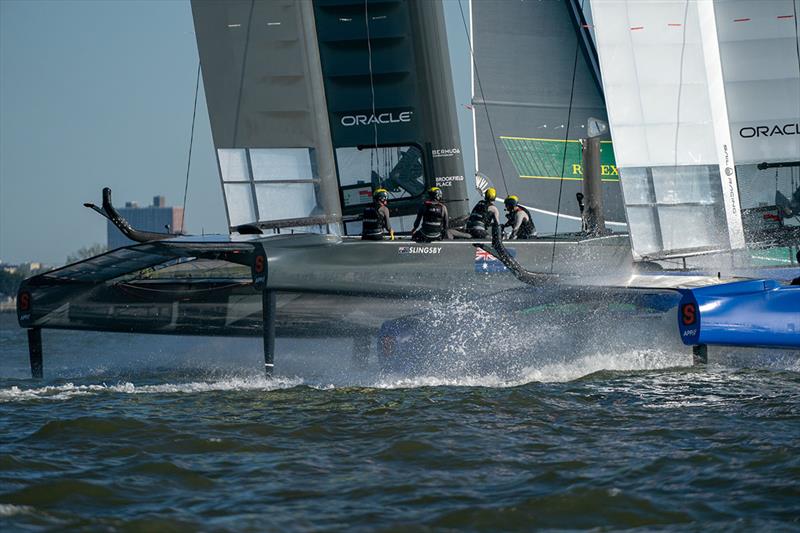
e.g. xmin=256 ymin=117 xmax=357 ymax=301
xmin=412 ymin=187 xmax=448 ymax=242
xmin=503 ymin=195 xmax=537 ymax=239
xmin=466 ymin=187 xmax=501 ymax=239
xmin=361 ymin=188 xmax=394 ymax=241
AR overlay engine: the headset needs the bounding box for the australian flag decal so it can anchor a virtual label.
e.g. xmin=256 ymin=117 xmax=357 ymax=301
xmin=475 ymin=247 xmax=515 ymax=273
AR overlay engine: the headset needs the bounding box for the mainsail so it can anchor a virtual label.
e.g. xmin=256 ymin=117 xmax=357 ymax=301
xmin=470 ymin=0 xmax=626 ymax=233
xmin=192 ymin=0 xmax=469 ymax=235
xmin=192 ymin=0 xmax=341 ymax=232
xmin=591 ymin=0 xmax=800 ymax=260
xmin=714 ymin=0 xmax=800 ymax=253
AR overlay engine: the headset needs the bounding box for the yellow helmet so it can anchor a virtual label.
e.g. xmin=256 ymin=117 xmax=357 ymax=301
xmin=504 ymin=195 xmax=519 ymax=209
xmin=428 ymin=187 xmax=443 ymax=201
xmin=484 ymin=187 xmax=496 ymax=202
xmin=373 ymin=188 xmax=389 ymax=202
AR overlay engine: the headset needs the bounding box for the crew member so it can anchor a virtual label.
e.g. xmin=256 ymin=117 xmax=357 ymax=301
xmin=503 ymin=195 xmax=537 ymax=239
xmin=412 ymin=187 xmax=448 ymax=242
xmin=466 ymin=187 xmax=501 ymax=239
xmin=361 ymin=188 xmax=394 ymax=241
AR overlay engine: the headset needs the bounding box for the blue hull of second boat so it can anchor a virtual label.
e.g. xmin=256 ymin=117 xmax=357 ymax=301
xmin=678 ymin=280 xmax=800 ymax=349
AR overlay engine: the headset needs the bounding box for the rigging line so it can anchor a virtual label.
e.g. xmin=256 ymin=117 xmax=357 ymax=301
xmin=673 ymin=0 xmax=690 ymax=168
xmin=457 ymin=0 xmax=509 ymax=196
xmin=232 ymin=0 xmax=255 ymax=147
xmin=548 ymin=0 xmax=585 ymax=274
xmin=364 ymin=0 xmax=381 ymax=184
xmin=181 ymin=61 xmax=201 ymax=234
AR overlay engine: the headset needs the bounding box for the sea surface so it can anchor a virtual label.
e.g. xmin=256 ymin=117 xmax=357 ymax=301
xmin=1 ymin=312 xmax=799 ymax=531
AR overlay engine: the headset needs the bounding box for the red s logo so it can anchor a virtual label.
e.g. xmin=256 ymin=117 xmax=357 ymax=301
xmin=254 ymin=255 xmax=265 ymax=274
xmin=682 ymin=303 xmax=696 ymax=325
xmin=18 ymin=292 xmax=31 ymax=312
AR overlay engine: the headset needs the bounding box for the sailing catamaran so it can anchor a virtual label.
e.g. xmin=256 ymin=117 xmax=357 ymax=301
xmin=16 ymin=0 xmax=799 ymax=378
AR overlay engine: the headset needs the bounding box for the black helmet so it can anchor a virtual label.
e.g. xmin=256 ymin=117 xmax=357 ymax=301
xmin=428 ymin=187 xmax=443 ymax=201
xmin=504 ymin=195 xmax=519 ymax=210
xmin=373 ymin=188 xmax=388 ymax=203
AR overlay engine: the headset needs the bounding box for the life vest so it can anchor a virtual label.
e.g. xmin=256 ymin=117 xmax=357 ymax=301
xmin=362 ymin=205 xmax=385 ymax=239
xmin=513 ymin=205 xmax=536 ymax=239
xmin=420 ymin=200 xmax=445 ymax=239
xmin=467 ymin=200 xmax=493 ymax=233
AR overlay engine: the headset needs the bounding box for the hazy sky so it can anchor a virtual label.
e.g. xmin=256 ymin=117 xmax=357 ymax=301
xmin=0 ymin=0 xmax=475 ymax=265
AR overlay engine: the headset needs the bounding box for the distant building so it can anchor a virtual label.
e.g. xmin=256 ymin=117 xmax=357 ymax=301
xmin=1 ymin=262 xmax=43 ymax=274
xmin=107 ymin=196 xmax=184 ymax=249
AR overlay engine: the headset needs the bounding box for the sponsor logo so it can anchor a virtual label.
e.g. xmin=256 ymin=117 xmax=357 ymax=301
xmin=435 ymin=175 xmax=464 ymax=187
xmin=571 ymin=164 xmax=619 ymax=177
xmin=431 ymin=148 xmax=461 ymax=158
xmin=681 ymin=303 xmax=696 ymax=326
xmin=252 ymin=254 xmax=267 ymax=286
xmin=18 ymin=291 xmax=31 ymax=312
xmin=341 ymin=111 xmax=413 ymax=127
xmin=398 ymin=246 xmax=442 ymax=255
xmin=721 ymin=143 xmax=738 ymax=216
xmin=682 ymin=328 xmax=697 ymax=337
xmin=254 ymin=255 xmax=266 ymax=274
xmin=739 ymin=123 xmax=799 ymax=138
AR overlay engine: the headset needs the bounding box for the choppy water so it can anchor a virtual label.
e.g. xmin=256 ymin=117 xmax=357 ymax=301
xmin=1 ymin=314 xmax=799 ymax=531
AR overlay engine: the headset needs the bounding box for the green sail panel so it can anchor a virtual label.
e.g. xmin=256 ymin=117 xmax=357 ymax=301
xmin=500 ymin=138 xmax=619 ymax=182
